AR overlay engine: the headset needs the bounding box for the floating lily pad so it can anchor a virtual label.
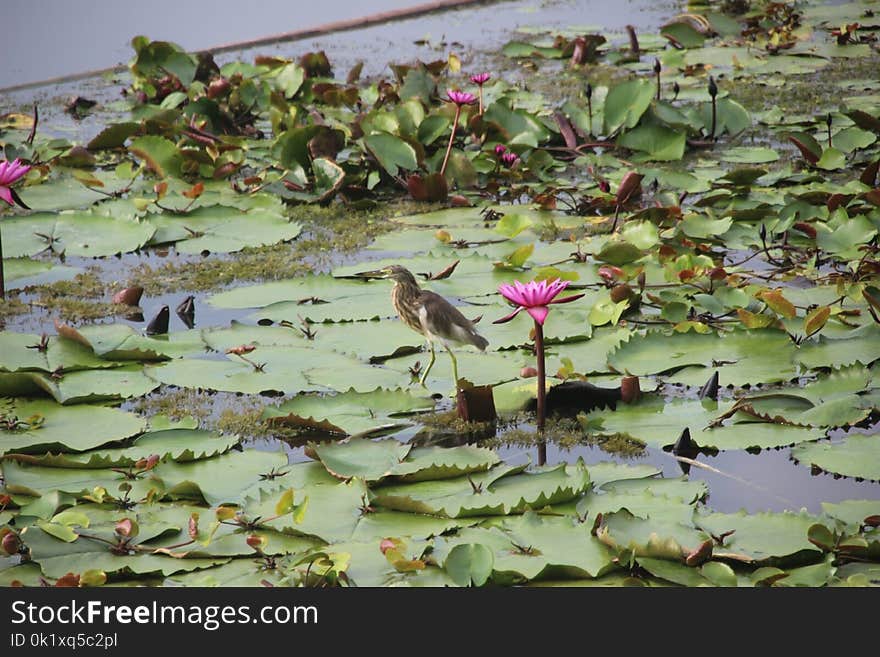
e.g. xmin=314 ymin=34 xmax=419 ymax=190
xmin=697 ymin=510 xmax=822 ymax=564
xmin=577 ymin=490 xmax=698 ymax=526
xmin=21 ymin=522 xmax=228 ymax=579
xmin=8 ymin=429 xmax=240 ymax=469
xmin=796 ymin=325 xmax=880 ymax=370
xmin=245 ymin=479 xmax=369 ymax=543
xmin=609 ymin=329 xmax=798 ymax=384
xmin=148 ymin=205 xmax=302 ymax=254
xmin=390 ymin=446 xmax=501 ymax=481
xmin=0 ymin=331 xmax=120 ymax=373
xmin=60 ymin=323 xmax=205 ymax=360
xmin=791 ymin=434 xmax=880 ymax=481
xmin=597 ymin=509 xmax=711 ymax=560
xmin=2 ymin=210 xmax=156 ymax=258
xmin=580 ymin=395 xmax=824 ymax=450
xmin=374 ymin=463 xmax=589 ymax=518
xmin=0 ymin=399 xmax=148 ymax=455
xmin=718 ymin=147 xmax=779 ymax=164
xmin=145 ymin=347 xmax=408 ymax=395
xmin=821 ymin=500 xmax=880 ymax=529
xmin=312 ymin=437 xmax=412 ymax=481
xmin=21 ymin=365 xmax=160 ymax=404
xmin=585 ymin=462 xmax=662 ymax=488
xmin=263 ymin=388 xmax=434 ymax=436
xmin=3 ymin=258 xmax=82 ymax=287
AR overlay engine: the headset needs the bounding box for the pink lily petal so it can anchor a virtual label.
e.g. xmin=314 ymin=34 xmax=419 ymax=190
xmin=526 ymin=306 xmax=549 ymax=325
xmin=0 ymin=186 xmax=13 ymax=206
xmin=550 ymin=292 xmax=586 ymax=305
xmin=492 ymin=306 xmax=522 ymax=324
xmin=0 ymin=159 xmax=30 ymax=186
xmin=495 ymin=278 xmax=581 ymax=325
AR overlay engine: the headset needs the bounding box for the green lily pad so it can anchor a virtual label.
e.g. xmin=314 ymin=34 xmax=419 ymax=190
xmin=62 ymin=323 xmax=205 ymax=360
xmin=821 ymin=500 xmax=880 ymax=529
xmin=597 ymin=509 xmax=711 ymax=560
xmin=9 ymin=429 xmax=240 ymax=469
xmin=390 ymin=446 xmax=501 ymax=482
xmin=697 ymin=510 xmax=822 ymax=564
xmin=0 ymin=399 xmax=147 ymax=455
xmin=576 ymin=490 xmax=698 ymax=526
xmin=796 ymin=325 xmax=880 ymax=370
xmin=791 ymin=434 xmax=880 ymax=481
xmin=580 ymin=395 xmax=823 ymax=450
xmin=350 ymin=510 xmax=474 ymax=542
xmin=312 ymin=437 xmax=412 ymax=481
xmin=145 ymin=347 xmax=408 ymax=394
xmin=21 ymin=523 xmax=227 ymax=579
xmin=0 ymin=331 xmax=121 ymax=373
xmin=17 ymin=365 xmax=160 ymax=404
xmin=636 ymin=557 xmax=712 ymax=586
xmin=2 ymin=210 xmax=156 ymax=258
xmin=3 ymin=258 xmax=82 ymax=287
xmin=604 ymin=78 xmax=654 ymax=135
xmin=609 ymin=329 xmax=798 ymax=384
xmin=618 ymin=122 xmax=686 ymax=161
xmin=373 ymin=463 xmax=590 ymax=518
xmin=244 ymin=479 xmax=369 ymax=543
xmin=263 ymin=389 xmax=434 ymax=436
xmin=148 ymin=205 xmax=302 ymax=254
xmin=586 ymin=461 xmax=662 ymax=488
xmin=364 ymin=132 xmax=418 ymax=177
xmin=718 ymin=147 xmax=779 ymax=164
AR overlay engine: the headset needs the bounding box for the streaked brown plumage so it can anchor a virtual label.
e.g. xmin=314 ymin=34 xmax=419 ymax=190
xmin=374 ymin=265 xmax=488 ymax=386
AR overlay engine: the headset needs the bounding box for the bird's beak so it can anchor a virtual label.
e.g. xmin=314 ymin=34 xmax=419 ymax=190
xmin=351 ymin=268 xmax=388 ymax=280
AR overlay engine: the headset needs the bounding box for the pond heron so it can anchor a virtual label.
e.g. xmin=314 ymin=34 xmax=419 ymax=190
xmin=366 ymin=264 xmax=488 ymax=387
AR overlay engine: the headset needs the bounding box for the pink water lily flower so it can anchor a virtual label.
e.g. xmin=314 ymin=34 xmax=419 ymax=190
xmin=440 ymin=91 xmax=477 ymax=177
xmin=470 ymin=72 xmax=491 ymax=85
xmin=495 ymin=278 xmax=584 ymax=325
xmin=500 ymin=151 xmax=519 ymax=168
xmin=0 ymin=158 xmax=31 ymax=206
xmin=444 ymin=89 xmax=477 ymax=106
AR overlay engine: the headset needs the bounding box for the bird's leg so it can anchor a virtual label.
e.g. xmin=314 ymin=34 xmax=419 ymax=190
xmin=445 ymin=345 xmax=460 ymax=391
xmin=419 ymin=341 xmax=436 ymax=386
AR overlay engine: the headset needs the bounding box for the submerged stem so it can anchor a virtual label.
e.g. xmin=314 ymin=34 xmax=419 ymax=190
xmin=534 ymin=320 xmax=546 ymax=465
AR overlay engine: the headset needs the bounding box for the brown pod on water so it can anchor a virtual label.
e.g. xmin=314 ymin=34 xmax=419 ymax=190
xmin=610 ymin=284 xmax=634 ymax=303
xmin=698 ymin=371 xmax=720 ymax=401
xmin=176 ymin=295 xmax=196 ymax=329
xmin=620 ymin=375 xmax=640 ymax=403
xmin=456 ymin=384 xmax=497 ymax=423
xmin=112 ymin=286 xmax=144 ymax=306
xmin=146 ymin=305 xmax=170 ymax=336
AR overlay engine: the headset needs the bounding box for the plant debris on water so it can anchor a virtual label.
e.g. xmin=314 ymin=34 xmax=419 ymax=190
xmin=1 ymin=0 xmax=879 ymax=587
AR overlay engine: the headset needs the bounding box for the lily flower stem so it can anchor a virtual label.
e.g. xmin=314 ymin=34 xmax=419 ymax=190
xmin=710 ymin=97 xmax=717 ymax=140
xmin=587 ymin=97 xmax=593 ymax=137
xmin=441 ymin=105 xmax=462 ymax=177
xmin=534 ymin=319 xmax=547 ymax=466
xmin=478 ymin=88 xmax=484 ymax=116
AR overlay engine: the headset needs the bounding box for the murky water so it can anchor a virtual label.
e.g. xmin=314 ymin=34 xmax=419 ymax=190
xmin=3 ymin=0 xmax=676 ymax=90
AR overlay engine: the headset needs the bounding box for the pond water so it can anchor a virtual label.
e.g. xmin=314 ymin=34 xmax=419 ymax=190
xmin=3 ymin=0 xmax=675 ymax=90
xmin=2 ymin=0 xmax=878 ymax=529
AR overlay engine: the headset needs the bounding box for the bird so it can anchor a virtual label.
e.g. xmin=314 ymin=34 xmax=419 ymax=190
xmin=368 ymin=264 xmax=489 ymax=388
